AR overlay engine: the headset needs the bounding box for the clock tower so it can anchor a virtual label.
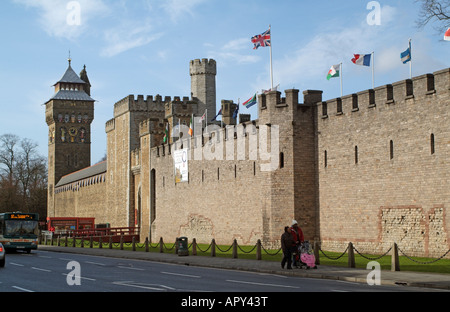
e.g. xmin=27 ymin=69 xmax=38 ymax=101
xmin=45 ymin=58 xmax=95 ymax=217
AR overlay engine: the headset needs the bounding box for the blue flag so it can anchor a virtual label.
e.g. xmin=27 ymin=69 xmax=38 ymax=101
xmin=211 ymin=108 xmax=222 ymax=122
xmin=232 ymin=103 xmax=239 ymax=119
xmin=401 ymin=47 xmax=411 ymax=64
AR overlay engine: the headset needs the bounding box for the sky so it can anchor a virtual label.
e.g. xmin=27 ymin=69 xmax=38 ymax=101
xmin=0 ymin=0 xmax=448 ymax=164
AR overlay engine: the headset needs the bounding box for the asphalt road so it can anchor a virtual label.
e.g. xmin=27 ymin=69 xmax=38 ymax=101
xmin=0 ymin=250 xmax=445 ymax=295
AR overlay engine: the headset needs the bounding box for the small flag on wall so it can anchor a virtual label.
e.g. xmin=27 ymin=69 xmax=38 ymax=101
xmin=163 ymin=124 xmax=169 ymax=143
xmin=327 ymin=64 xmax=340 ymax=80
xmin=243 ymin=94 xmax=257 ymax=109
xmin=351 ymin=54 xmax=371 ymax=66
xmin=211 ymin=108 xmax=222 ymax=122
xmin=232 ymin=102 xmax=239 ymax=119
xmin=401 ymin=46 xmax=411 ymax=64
xmin=188 ymin=117 xmax=193 ymax=136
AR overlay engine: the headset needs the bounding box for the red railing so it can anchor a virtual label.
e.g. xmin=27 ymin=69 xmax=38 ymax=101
xmin=70 ymin=227 xmax=139 ymax=238
xmin=50 ymin=227 xmax=141 ymax=243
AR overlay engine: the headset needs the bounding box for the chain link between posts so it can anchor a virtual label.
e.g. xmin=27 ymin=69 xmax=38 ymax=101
xmin=44 ymin=234 xmax=450 ymax=266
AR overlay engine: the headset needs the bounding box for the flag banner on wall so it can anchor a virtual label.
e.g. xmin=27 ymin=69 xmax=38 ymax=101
xmin=351 ymin=54 xmax=371 ymax=66
xmin=173 ymin=149 xmax=189 ymax=184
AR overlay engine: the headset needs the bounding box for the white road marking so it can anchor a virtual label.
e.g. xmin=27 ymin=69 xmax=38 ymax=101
xmin=32 ymin=267 xmax=52 ymax=272
xmin=62 ymin=273 xmax=96 ymax=281
xmin=117 ymin=266 xmax=145 ymax=271
xmin=12 ymin=286 xmax=34 ymax=292
xmin=85 ymin=261 xmax=106 ymax=266
xmin=161 ymin=271 xmax=201 ymax=278
xmin=9 ymin=262 xmax=24 ymax=267
xmin=226 ymin=279 xmax=300 ymax=289
xmin=112 ymin=281 xmax=173 ymax=291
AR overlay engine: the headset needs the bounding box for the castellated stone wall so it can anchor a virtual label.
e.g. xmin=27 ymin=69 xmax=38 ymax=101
xmin=135 ymin=120 xmax=289 ymax=247
xmin=53 ymin=174 xmax=108 ymax=224
xmin=316 ymin=68 xmax=449 ymax=257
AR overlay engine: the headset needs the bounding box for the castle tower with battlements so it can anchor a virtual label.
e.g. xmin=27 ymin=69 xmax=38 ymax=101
xmin=190 ymin=59 xmax=217 ymax=118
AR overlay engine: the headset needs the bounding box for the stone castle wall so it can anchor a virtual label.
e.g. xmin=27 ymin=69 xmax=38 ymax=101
xmin=49 ymin=60 xmax=449 ymax=258
xmin=53 ymin=173 xmax=108 ymax=224
xmin=316 ymin=69 xmax=449 ymax=257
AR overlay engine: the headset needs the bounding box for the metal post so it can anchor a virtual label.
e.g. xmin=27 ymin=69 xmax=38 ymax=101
xmin=256 ymin=239 xmax=262 ymax=261
xmin=391 ymin=242 xmax=400 ymax=271
xmin=348 ymin=242 xmax=355 ymax=268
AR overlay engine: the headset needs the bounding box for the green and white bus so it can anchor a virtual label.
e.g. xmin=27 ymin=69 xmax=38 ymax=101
xmin=0 ymin=212 xmax=39 ymax=253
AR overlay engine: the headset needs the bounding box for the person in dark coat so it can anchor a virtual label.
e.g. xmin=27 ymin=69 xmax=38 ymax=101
xmin=281 ymin=226 xmax=295 ymax=269
xmin=290 ymin=220 xmax=304 ymax=267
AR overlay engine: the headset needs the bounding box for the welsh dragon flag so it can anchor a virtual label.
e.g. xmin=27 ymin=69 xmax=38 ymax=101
xmin=327 ymin=64 xmax=340 ymax=80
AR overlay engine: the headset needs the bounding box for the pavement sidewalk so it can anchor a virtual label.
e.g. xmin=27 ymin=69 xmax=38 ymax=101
xmin=38 ymin=245 xmax=450 ymax=291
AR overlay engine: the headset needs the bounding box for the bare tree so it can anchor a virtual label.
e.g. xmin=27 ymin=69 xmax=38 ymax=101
xmin=416 ymin=0 xmax=450 ymax=34
xmin=0 ymin=134 xmax=47 ymax=216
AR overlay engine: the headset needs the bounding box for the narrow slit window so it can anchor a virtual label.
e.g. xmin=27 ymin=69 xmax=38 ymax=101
xmin=430 ymin=133 xmax=435 ymax=155
xmin=390 ymin=140 xmax=394 ymax=160
xmin=279 ymin=152 xmax=284 ymax=169
xmin=355 ymin=146 xmax=358 ymax=164
xmin=324 ymin=150 xmax=327 ymax=168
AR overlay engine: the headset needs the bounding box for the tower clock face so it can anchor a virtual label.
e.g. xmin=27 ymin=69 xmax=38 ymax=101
xmin=69 ymin=127 xmax=78 ymax=137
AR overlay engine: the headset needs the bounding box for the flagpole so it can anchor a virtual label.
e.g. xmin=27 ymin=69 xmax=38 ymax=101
xmin=409 ymin=39 xmax=412 ymax=79
xmin=372 ymin=51 xmax=375 ymax=89
xmin=340 ymin=62 xmax=343 ymax=97
xmin=269 ymin=24 xmax=274 ymax=90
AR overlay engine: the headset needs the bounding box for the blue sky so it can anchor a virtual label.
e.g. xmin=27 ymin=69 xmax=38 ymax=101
xmin=0 ymin=0 xmax=448 ymax=164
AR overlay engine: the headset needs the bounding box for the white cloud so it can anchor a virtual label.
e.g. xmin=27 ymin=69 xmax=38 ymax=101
xmin=100 ymin=19 xmax=163 ymax=57
xmin=158 ymin=0 xmax=208 ymax=22
xmin=13 ymin=0 xmax=211 ymax=57
xmin=207 ymin=38 xmax=261 ymax=65
xmin=13 ymin=0 xmax=109 ymax=40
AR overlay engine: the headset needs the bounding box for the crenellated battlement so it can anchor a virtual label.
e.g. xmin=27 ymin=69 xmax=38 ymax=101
xmin=165 ymin=97 xmax=198 ymax=118
xmin=113 ymin=94 xmax=196 ymax=118
xmin=190 ymin=58 xmax=217 ymax=76
xmin=319 ymin=68 xmax=449 ymax=119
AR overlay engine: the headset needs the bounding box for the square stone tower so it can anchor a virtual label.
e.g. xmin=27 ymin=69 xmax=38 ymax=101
xmin=45 ymin=59 xmax=95 ymax=218
xmin=190 ymin=59 xmax=217 ymax=118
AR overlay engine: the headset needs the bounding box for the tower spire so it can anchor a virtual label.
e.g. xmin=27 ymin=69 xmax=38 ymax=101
xmin=68 ymin=50 xmax=72 ymax=66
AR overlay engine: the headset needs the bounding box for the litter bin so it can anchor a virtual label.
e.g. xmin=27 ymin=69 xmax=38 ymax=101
xmin=177 ymin=237 xmax=189 ymax=256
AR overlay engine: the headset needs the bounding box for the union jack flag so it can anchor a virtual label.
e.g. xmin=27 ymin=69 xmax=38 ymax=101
xmin=251 ymin=29 xmax=271 ymax=50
